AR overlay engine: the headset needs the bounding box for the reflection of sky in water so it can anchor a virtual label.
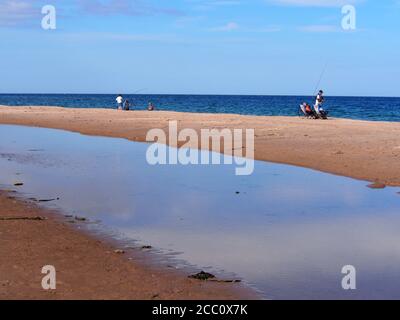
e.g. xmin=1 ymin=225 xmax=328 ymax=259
xmin=1 ymin=125 xmax=400 ymax=299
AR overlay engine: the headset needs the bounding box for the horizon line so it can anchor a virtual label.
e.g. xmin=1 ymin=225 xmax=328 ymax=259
xmin=1 ymin=93 xmax=399 ymax=99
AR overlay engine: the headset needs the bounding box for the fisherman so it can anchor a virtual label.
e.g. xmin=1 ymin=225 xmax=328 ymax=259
xmin=124 ymin=99 xmax=130 ymax=111
xmin=147 ymin=102 xmax=155 ymax=111
xmin=116 ymin=94 xmax=123 ymax=110
xmin=314 ymin=90 xmax=325 ymax=114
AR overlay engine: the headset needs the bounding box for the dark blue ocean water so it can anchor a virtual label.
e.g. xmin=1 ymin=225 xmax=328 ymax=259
xmin=1 ymin=94 xmax=400 ymax=122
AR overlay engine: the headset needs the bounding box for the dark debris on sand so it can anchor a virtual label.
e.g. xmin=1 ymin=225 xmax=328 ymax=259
xmin=189 ymin=271 xmax=216 ymax=281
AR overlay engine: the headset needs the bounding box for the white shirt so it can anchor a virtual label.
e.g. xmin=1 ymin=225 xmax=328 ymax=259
xmin=116 ymin=96 xmax=123 ymax=104
xmin=316 ymin=94 xmax=323 ymax=105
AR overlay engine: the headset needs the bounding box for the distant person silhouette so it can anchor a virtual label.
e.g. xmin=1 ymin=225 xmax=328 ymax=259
xmin=116 ymin=94 xmax=123 ymax=110
xmin=314 ymin=90 xmax=325 ymax=114
xmin=124 ymin=100 xmax=130 ymax=111
xmin=147 ymin=102 xmax=155 ymax=111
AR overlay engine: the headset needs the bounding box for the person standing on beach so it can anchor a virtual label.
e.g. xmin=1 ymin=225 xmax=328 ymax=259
xmin=116 ymin=94 xmax=123 ymax=110
xmin=124 ymin=99 xmax=131 ymax=111
xmin=314 ymin=90 xmax=325 ymax=114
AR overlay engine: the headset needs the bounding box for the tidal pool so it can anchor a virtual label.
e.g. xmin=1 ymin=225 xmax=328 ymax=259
xmin=1 ymin=125 xmax=400 ymax=299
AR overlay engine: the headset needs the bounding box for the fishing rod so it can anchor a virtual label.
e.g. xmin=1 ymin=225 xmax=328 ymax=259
xmin=312 ymin=62 xmax=328 ymax=97
xmin=298 ymin=62 xmax=329 ymax=118
xmin=131 ymin=88 xmax=147 ymax=95
xmin=113 ymin=89 xmax=147 ymax=109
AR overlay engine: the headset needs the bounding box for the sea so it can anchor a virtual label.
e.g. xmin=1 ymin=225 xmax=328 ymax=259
xmin=1 ymin=94 xmax=400 ymax=122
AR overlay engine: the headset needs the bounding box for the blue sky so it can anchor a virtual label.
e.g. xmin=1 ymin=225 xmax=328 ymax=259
xmin=0 ymin=0 xmax=399 ymax=96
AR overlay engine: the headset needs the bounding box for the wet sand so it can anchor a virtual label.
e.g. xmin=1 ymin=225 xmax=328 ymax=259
xmin=0 ymin=191 xmax=252 ymax=300
xmin=1 ymin=106 xmax=400 ymax=186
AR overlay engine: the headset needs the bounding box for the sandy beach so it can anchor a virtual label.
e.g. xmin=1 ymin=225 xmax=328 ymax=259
xmin=0 ymin=191 xmax=252 ymax=300
xmin=1 ymin=105 xmax=400 ymax=186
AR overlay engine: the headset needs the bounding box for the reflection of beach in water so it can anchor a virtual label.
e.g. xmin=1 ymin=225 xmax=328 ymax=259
xmin=1 ymin=124 xmax=400 ymax=299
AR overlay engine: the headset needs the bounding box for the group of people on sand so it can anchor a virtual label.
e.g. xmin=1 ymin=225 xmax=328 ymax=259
xmin=116 ymin=94 xmax=155 ymax=111
xmin=116 ymin=91 xmax=327 ymax=118
xmin=300 ymin=90 xmax=328 ymax=119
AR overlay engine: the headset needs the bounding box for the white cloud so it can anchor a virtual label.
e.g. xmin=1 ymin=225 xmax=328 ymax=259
xmin=189 ymin=0 xmax=241 ymax=11
xmin=248 ymin=26 xmax=281 ymax=33
xmin=62 ymin=31 xmax=184 ymax=43
xmin=0 ymin=0 xmax=40 ymax=27
xmin=209 ymin=21 xmax=239 ymax=31
xmin=298 ymin=24 xmax=341 ymax=32
xmin=208 ymin=22 xmax=282 ymax=33
xmin=77 ymin=0 xmax=181 ymax=16
xmin=268 ymin=0 xmax=363 ymax=7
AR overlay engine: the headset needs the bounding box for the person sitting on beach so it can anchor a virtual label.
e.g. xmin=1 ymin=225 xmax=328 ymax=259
xmin=124 ymin=100 xmax=130 ymax=111
xmin=305 ymin=103 xmax=313 ymax=114
xmin=147 ymin=102 xmax=155 ymax=111
xmin=116 ymin=94 xmax=123 ymax=110
xmin=300 ymin=102 xmax=315 ymax=118
xmin=314 ymin=90 xmax=325 ymax=114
